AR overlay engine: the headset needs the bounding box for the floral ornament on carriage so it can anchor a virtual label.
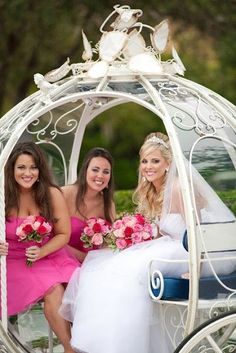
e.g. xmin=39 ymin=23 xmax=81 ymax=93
xmin=34 ymin=4 xmax=186 ymax=94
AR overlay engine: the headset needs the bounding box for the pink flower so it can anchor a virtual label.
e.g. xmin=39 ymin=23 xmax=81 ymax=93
xmin=122 ymin=215 xmax=136 ymax=227
xmin=116 ymin=238 xmax=127 ymax=249
xmin=144 ymin=224 xmax=152 ymax=233
xmin=93 ymin=223 xmax=102 ymax=233
xmin=18 ymin=231 xmax=27 ymax=240
xmin=124 ymin=226 xmax=133 ymax=237
xmin=83 ymin=226 xmax=94 ymax=236
xmin=91 ymin=233 xmax=103 ymax=246
xmin=133 ymin=224 xmax=143 ymax=232
xmin=113 ymin=228 xmax=125 ymax=238
xmin=37 ymin=223 xmax=51 ymax=235
xmin=132 ymin=232 xmax=143 ymax=243
xmin=113 ymin=220 xmax=123 ymax=229
xmin=135 ymin=214 xmax=146 ymax=225
xmin=35 ymin=215 xmax=45 ymax=223
xmin=22 ymin=224 xmax=34 ymax=234
xmin=32 ymin=221 xmax=41 ymax=231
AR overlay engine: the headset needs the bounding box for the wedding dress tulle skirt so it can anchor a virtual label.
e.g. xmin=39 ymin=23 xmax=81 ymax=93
xmin=60 ymin=236 xmax=189 ymax=353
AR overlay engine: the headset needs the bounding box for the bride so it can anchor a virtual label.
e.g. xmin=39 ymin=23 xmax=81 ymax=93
xmin=60 ymin=132 xmax=235 ymax=353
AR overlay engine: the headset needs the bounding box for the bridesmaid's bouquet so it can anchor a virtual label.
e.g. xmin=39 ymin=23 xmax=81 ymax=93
xmin=106 ymin=213 xmax=153 ymax=251
xmin=16 ymin=215 xmax=52 ymax=266
xmin=81 ymin=217 xmax=111 ymax=248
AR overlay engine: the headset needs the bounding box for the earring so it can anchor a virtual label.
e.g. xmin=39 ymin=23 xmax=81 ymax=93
xmin=142 ymin=176 xmax=147 ymax=182
xmin=37 ymin=178 xmax=39 ymax=182
xmin=165 ymin=168 xmax=169 ymax=174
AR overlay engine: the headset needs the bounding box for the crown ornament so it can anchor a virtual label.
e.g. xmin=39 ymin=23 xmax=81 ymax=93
xmin=145 ymin=136 xmax=169 ymax=149
xmin=34 ymin=4 xmax=186 ymax=98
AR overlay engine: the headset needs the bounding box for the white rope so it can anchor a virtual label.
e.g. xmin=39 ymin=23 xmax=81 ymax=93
xmin=0 ymin=170 xmax=7 ymax=330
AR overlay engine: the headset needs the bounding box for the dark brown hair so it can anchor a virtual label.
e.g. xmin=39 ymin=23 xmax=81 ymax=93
xmin=75 ymin=147 xmax=114 ymax=223
xmin=5 ymin=141 xmax=59 ymax=220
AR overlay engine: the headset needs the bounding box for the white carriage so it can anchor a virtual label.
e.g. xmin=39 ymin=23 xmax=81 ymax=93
xmin=0 ymin=5 xmax=236 ymax=353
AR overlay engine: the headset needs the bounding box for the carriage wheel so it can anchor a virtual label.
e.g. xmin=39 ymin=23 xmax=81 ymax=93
xmin=174 ymin=310 xmax=236 ymax=353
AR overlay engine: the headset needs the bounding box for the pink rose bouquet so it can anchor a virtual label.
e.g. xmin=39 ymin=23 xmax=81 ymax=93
xmin=106 ymin=213 xmax=153 ymax=251
xmin=16 ymin=215 xmax=52 ymax=266
xmin=81 ymin=217 xmax=111 ymax=249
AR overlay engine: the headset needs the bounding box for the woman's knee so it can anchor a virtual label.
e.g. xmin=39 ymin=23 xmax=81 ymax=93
xmin=44 ymin=284 xmax=65 ymax=304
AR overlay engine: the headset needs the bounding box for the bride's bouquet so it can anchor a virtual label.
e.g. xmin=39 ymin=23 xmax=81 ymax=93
xmin=106 ymin=213 xmax=153 ymax=251
xmin=81 ymin=217 xmax=111 ymax=248
xmin=16 ymin=215 xmax=52 ymax=266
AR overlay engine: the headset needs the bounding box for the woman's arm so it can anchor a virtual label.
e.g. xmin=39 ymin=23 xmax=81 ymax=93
xmin=26 ymin=187 xmax=71 ymax=262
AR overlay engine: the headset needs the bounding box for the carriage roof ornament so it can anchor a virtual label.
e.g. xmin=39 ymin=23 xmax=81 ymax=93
xmin=35 ymin=4 xmax=186 ymax=93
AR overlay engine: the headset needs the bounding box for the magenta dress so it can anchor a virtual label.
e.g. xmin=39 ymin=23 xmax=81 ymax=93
xmin=5 ymin=216 xmax=79 ymax=316
xmin=68 ymin=216 xmax=88 ymax=253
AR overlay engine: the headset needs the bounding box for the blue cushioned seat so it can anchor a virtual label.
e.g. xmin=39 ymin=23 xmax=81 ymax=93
xmin=151 ymin=271 xmax=236 ymax=300
xmin=151 ymin=277 xmax=189 ymax=300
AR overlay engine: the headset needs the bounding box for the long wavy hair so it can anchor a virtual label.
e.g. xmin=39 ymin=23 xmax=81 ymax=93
xmin=5 ymin=141 xmax=59 ymax=220
xmin=74 ymin=147 xmax=114 ymax=223
xmin=133 ymin=132 xmax=172 ymax=219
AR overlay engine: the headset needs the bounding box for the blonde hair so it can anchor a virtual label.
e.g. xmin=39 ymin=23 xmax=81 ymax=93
xmin=133 ymin=132 xmax=172 ymax=219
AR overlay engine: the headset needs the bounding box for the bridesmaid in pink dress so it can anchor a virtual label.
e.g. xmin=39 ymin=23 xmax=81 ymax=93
xmin=0 ymin=141 xmax=78 ymax=353
xmin=62 ymin=147 xmax=116 ymax=264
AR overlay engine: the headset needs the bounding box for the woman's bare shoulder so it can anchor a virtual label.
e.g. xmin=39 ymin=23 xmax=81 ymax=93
xmin=49 ymin=186 xmax=63 ymax=199
xmin=61 ymin=184 xmax=77 ymax=198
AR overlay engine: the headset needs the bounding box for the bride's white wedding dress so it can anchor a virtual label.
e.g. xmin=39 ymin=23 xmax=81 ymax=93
xmin=60 ymin=226 xmax=188 ymax=353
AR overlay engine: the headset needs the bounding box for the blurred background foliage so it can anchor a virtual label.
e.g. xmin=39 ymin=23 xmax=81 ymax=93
xmin=1 ymin=0 xmax=236 ymax=190
xmin=114 ymin=189 xmax=236 ymax=216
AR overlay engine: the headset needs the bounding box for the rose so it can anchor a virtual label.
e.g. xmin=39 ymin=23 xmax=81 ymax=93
xmin=122 ymin=215 xmax=136 ymax=227
xmin=93 ymin=223 xmax=102 ymax=233
xmin=124 ymin=226 xmax=133 ymax=238
xmin=22 ymin=224 xmax=34 ymax=233
xmin=91 ymin=233 xmax=104 ymax=246
xmin=116 ymin=238 xmax=127 ymax=249
xmin=131 ymin=232 xmax=143 ymax=243
xmin=135 ymin=214 xmax=146 ymax=225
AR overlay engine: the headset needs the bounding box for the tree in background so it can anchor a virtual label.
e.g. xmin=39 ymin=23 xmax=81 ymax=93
xmin=1 ymin=0 xmax=235 ymax=115
xmin=1 ymin=0 xmax=235 ymax=189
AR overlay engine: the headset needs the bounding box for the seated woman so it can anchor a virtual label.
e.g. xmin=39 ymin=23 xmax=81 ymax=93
xmin=0 ymin=141 xmax=79 ymax=353
xmin=62 ymin=147 xmax=116 ymax=264
xmin=60 ymin=132 xmax=236 ymax=353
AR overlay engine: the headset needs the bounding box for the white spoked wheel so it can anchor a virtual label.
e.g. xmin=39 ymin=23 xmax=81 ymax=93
xmin=174 ymin=310 xmax=236 ymax=353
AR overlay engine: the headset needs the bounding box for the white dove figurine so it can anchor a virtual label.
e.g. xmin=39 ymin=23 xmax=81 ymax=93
xmin=34 ymin=73 xmax=56 ymax=103
xmin=44 ymin=58 xmax=71 ymax=82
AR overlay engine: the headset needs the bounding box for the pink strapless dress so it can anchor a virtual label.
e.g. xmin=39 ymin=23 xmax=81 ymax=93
xmin=68 ymin=217 xmax=88 ymax=252
xmin=5 ymin=217 xmax=79 ymax=316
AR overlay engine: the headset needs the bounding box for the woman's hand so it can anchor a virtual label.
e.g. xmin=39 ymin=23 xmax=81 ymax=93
xmin=0 ymin=241 xmax=8 ymax=256
xmin=25 ymin=246 xmax=41 ymax=263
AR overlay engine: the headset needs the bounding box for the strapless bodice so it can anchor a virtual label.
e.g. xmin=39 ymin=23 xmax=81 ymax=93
xmin=69 ymin=216 xmax=88 ymax=252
